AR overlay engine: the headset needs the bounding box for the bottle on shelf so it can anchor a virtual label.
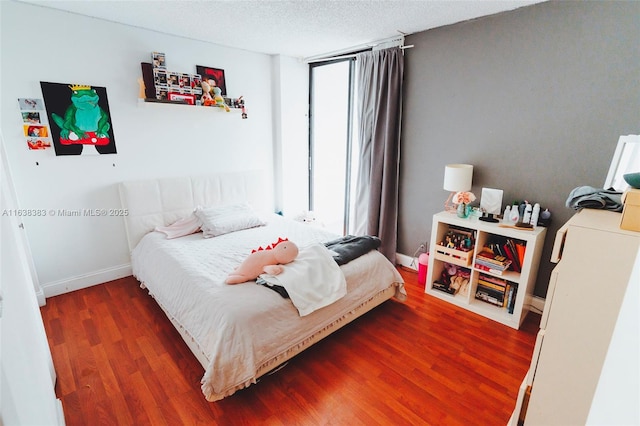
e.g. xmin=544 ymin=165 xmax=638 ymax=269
xmin=503 ymin=205 xmax=511 ymax=223
xmin=522 ymin=203 xmax=533 ymax=224
xmin=530 ymin=203 xmax=540 ymax=226
xmin=509 ymin=203 xmax=520 ymax=224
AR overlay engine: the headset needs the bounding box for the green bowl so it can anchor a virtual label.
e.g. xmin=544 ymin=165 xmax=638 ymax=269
xmin=623 ymin=172 xmax=640 ymax=189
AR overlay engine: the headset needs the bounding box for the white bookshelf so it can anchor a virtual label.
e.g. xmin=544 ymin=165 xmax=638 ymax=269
xmin=425 ymin=211 xmax=547 ymax=330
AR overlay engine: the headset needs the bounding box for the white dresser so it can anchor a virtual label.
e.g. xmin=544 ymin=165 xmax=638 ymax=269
xmin=511 ymin=209 xmax=640 ymax=425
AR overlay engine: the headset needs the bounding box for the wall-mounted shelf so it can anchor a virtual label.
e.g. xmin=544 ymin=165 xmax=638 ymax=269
xmin=142 ymin=98 xmax=193 ymax=106
xmin=139 ymin=58 xmax=247 ymax=117
xmin=139 ymin=98 xmax=240 ymax=108
xmin=137 ymin=98 xmax=246 ymax=117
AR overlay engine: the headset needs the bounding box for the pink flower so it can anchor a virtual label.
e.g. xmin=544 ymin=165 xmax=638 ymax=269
xmin=453 ymin=191 xmax=476 ymax=204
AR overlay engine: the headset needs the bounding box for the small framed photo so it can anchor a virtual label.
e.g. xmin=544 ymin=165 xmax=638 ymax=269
xmin=168 ymin=92 xmax=195 ymax=105
xmin=18 ymin=98 xmax=45 ymax=111
xmin=168 ymin=72 xmax=180 ymax=90
xmin=23 ymin=124 xmax=48 ymax=137
xmin=156 ymin=86 xmax=168 ymax=100
xmin=152 ymin=51 xmax=166 ymax=69
xmin=154 ymin=68 xmax=168 ymax=85
xmin=179 ymin=73 xmax=191 ymax=88
xmin=27 ymin=138 xmax=51 ymax=150
xmin=191 ymin=74 xmax=202 ymax=94
xmin=22 ymin=111 xmax=41 ymax=123
xmin=196 ymin=65 xmax=227 ymax=96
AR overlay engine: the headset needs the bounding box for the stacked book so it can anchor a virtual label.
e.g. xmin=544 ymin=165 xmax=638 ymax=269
xmin=475 ymin=273 xmax=518 ymax=314
xmin=474 ymin=248 xmax=512 ymax=275
xmin=479 ymin=238 xmax=526 ymax=273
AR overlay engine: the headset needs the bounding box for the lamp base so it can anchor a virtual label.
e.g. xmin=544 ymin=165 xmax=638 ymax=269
xmin=444 ymin=192 xmax=458 ymax=213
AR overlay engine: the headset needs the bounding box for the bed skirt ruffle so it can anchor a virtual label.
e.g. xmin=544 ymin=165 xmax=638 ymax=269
xmin=200 ymin=282 xmax=401 ymax=401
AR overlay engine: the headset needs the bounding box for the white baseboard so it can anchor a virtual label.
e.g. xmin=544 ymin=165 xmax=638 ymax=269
xmin=41 ymin=263 xmax=132 ymax=299
xmin=395 ymin=252 xmax=418 ymax=270
xmin=529 ymin=295 xmax=546 ymax=314
xmin=35 ymin=288 xmax=46 ymax=307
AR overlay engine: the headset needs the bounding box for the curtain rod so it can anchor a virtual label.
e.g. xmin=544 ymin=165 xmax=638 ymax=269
xmin=305 ymin=44 xmax=414 ymax=64
xmin=304 ymin=33 xmax=411 ymax=63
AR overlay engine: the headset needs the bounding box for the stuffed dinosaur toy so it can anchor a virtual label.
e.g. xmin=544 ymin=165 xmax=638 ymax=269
xmin=225 ymin=238 xmax=299 ymax=284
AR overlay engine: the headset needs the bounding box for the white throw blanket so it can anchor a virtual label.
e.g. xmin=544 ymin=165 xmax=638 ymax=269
xmin=259 ymin=243 xmax=347 ymax=316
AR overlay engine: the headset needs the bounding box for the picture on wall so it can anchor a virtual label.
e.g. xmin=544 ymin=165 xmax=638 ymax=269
xmin=21 ymin=111 xmax=41 ymax=124
xmin=18 ymin=98 xmax=44 ymax=111
xmin=23 ymin=124 xmax=48 ymax=137
xmin=26 ymin=138 xmax=52 ymax=150
xmin=40 ymin=82 xmax=117 ymax=155
xmin=196 ymin=65 xmax=227 ymax=96
xmin=152 ymin=51 xmax=166 ymax=69
xmin=18 ymin=98 xmax=52 ymax=151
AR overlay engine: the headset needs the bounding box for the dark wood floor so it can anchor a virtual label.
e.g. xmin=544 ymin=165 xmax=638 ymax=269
xmin=40 ymin=266 xmax=539 ymax=425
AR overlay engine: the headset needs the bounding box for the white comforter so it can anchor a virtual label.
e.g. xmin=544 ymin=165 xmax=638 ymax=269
xmin=131 ymin=214 xmax=405 ymax=401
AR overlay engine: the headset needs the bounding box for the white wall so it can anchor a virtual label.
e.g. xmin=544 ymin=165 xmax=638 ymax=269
xmin=1 ymin=1 xmax=308 ymax=296
xmin=271 ymin=55 xmax=310 ymax=217
xmin=1 ymin=133 xmax=64 ymax=425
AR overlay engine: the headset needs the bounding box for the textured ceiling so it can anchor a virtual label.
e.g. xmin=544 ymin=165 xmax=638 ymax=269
xmin=19 ymin=0 xmax=545 ymax=60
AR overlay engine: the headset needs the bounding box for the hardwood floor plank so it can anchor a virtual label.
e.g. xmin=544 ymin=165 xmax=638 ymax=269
xmin=128 ymin=371 xmax=169 ymax=426
xmin=88 ymin=302 xmax=124 ymax=345
xmin=156 ymin=352 xmax=198 ymax=395
xmin=90 ymin=344 xmax=134 ymax=425
xmin=49 ymin=344 xmax=76 ymax=396
xmin=47 ymin=317 xmax=66 ymax=345
xmin=40 ymin=268 xmax=539 ymax=425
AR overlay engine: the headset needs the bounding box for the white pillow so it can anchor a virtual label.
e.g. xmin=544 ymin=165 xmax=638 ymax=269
xmin=154 ymin=213 xmax=201 ymax=239
xmin=195 ymin=203 xmax=265 ymax=238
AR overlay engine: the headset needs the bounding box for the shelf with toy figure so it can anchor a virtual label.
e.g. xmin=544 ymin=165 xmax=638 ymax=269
xmin=138 ymin=97 xmax=248 ymax=118
xmin=137 ymin=61 xmax=248 ymax=117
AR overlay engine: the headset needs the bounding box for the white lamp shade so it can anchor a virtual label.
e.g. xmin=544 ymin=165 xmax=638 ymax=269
xmin=443 ymin=164 xmax=473 ymax=192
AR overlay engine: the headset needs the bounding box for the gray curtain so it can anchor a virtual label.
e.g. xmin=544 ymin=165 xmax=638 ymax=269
xmin=353 ymin=47 xmax=404 ymax=263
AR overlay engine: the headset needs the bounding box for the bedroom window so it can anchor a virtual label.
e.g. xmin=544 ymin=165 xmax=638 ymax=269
xmin=309 ymin=58 xmax=358 ymax=235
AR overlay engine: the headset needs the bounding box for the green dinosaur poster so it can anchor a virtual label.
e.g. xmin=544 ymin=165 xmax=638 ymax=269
xmin=40 ymin=81 xmax=117 ymax=155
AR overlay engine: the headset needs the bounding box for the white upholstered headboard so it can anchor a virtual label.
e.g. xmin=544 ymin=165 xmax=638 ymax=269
xmin=119 ymin=170 xmax=271 ymax=252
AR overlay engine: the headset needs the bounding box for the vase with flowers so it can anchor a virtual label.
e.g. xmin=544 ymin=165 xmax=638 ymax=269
xmin=453 ymin=191 xmax=476 ymax=218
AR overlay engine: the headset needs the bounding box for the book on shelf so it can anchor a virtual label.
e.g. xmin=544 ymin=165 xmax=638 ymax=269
xmin=515 ymin=242 xmax=526 ymax=268
xmin=503 ymin=240 xmax=521 ymax=273
xmin=432 ymin=281 xmax=456 ymax=294
xmin=476 ymin=282 xmax=505 ymax=298
xmin=475 ymin=263 xmax=507 ymax=275
xmin=477 ymin=279 xmax=506 ymax=293
xmin=476 ymin=248 xmax=512 ymax=270
xmin=483 ymin=236 xmax=527 ymax=273
xmin=506 ymin=284 xmax=518 ymax=314
xmin=475 ymin=273 xmax=518 ymax=312
xmin=476 ymin=283 xmax=506 ymax=304
xmin=475 ymin=257 xmax=512 ymax=270
xmin=475 ymin=289 xmax=504 ymax=307
xmin=479 ymin=273 xmax=508 ymax=286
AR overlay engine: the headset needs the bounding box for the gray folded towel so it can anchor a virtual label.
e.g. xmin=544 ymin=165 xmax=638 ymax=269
xmin=566 ymin=186 xmax=623 ymax=212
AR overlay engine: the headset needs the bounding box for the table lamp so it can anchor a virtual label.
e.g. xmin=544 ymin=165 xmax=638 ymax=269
xmin=443 ymin=164 xmax=473 ymax=212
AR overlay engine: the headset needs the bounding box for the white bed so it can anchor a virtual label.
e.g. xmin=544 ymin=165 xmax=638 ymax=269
xmin=119 ymin=171 xmax=406 ymax=401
